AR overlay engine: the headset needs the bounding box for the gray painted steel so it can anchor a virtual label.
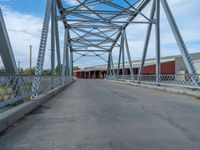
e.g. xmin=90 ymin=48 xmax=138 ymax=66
xmin=124 ymin=29 xmax=134 ymax=79
xmin=51 ymin=0 xmax=56 ymax=88
xmin=161 ymin=0 xmax=197 ymax=75
xmin=1 ymin=0 xmax=199 ymax=98
xmin=55 ymin=5 xmax=61 ymax=78
xmin=55 ymin=0 xmax=197 ymax=84
xmin=138 ymin=1 xmax=156 ymax=79
xmin=56 ymin=0 xmax=151 ymax=77
xmin=0 ymin=8 xmax=18 ymax=75
xmin=32 ymin=0 xmax=52 ymax=97
xmin=155 ymin=0 xmax=161 ymax=82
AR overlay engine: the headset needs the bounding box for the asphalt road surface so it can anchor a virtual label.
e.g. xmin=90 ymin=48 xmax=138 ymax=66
xmin=1 ymin=79 xmax=200 ymax=150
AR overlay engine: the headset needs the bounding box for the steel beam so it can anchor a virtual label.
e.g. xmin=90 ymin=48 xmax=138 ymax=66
xmin=106 ymin=52 xmax=110 ymax=77
xmin=70 ymin=49 xmax=73 ymax=77
xmin=124 ymin=29 xmax=134 ymax=80
xmin=32 ymin=0 xmax=52 ymax=98
xmin=108 ymin=0 xmax=151 ymax=56
xmin=138 ymin=0 xmax=156 ymax=80
xmin=0 ymin=8 xmax=18 ymax=75
xmin=121 ymin=31 xmax=125 ymax=79
xmin=117 ymin=44 xmax=122 ymax=76
xmin=161 ymin=0 xmax=198 ymax=76
xmin=62 ymin=28 xmax=68 ymax=82
xmin=110 ymin=53 xmax=115 ymax=78
xmin=55 ymin=5 xmax=61 ymax=78
xmin=51 ymin=0 xmax=56 ymax=88
xmin=53 ymin=0 xmax=198 ymax=87
xmin=155 ymin=0 xmax=161 ymax=82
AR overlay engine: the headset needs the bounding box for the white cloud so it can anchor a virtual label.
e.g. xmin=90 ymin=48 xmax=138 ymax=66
xmin=64 ymin=0 xmax=79 ymax=6
xmin=0 ymin=6 xmax=43 ymax=68
xmin=0 ymin=6 xmax=65 ymax=69
xmin=124 ymin=0 xmax=200 ymax=63
xmin=0 ymin=0 xmax=200 ymax=69
xmin=73 ymin=0 xmax=200 ymax=68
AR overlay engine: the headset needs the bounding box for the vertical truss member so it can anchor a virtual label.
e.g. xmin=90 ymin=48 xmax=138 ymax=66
xmin=32 ymin=0 xmax=52 ymax=98
xmin=32 ymin=0 xmax=199 ymax=98
xmin=138 ymin=0 xmax=199 ymax=86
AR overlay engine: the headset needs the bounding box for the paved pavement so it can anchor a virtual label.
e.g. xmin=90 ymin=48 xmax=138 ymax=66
xmin=1 ymin=79 xmax=200 ymax=150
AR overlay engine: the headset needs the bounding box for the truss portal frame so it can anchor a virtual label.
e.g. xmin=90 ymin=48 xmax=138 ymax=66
xmin=32 ymin=0 xmax=199 ymax=97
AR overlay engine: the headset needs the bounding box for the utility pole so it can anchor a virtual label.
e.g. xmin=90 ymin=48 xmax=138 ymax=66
xmin=18 ymin=60 xmax=20 ymax=72
xmin=30 ymin=45 xmax=32 ymax=76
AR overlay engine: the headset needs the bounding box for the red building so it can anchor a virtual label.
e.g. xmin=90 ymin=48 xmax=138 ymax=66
xmin=74 ymin=53 xmax=200 ymax=79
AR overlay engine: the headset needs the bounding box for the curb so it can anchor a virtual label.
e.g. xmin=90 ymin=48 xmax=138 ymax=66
xmin=0 ymin=80 xmax=75 ymax=134
xmin=109 ymin=80 xmax=200 ymax=99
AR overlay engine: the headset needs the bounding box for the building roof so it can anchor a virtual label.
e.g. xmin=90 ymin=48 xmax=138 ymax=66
xmin=75 ymin=52 xmax=200 ymax=72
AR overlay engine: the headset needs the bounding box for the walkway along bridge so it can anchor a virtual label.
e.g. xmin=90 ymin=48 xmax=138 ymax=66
xmin=0 ymin=0 xmax=200 ymax=149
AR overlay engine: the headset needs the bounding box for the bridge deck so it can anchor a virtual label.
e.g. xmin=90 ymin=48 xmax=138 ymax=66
xmin=1 ymin=80 xmax=200 ymax=150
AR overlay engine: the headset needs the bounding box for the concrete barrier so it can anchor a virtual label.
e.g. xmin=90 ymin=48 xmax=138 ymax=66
xmin=0 ymin=80 xmax=74 ymax=134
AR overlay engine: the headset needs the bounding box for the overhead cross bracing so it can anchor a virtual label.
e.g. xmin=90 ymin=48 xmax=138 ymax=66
xmin=56 ymin=0 xmax=198 ymax=76
xmin=56 ymin=0 xmax=151 ymax=62
xmin=31 ymin=0 xmax=200 ymax=97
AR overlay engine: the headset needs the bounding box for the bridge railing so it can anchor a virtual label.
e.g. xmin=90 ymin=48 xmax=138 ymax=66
xmin=107 ymin=74 xmax=200 ymax=89
xmin=0 ymin=75 xmax=73 ymax=108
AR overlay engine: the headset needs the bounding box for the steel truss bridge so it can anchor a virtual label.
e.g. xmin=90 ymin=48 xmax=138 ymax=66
xmin=0 ymin=0 xmax=200 ymax=107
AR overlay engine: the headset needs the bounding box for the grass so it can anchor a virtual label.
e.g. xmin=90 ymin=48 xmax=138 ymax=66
xmin=0 ymin=79 xmax=52 ymax=106
xmin=0 ymin=86 xmax=13 ymax=102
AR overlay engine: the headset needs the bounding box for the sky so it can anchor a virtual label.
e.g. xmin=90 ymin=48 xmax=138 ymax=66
xmin=0 ymin=0 xmax=200 ymax=69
